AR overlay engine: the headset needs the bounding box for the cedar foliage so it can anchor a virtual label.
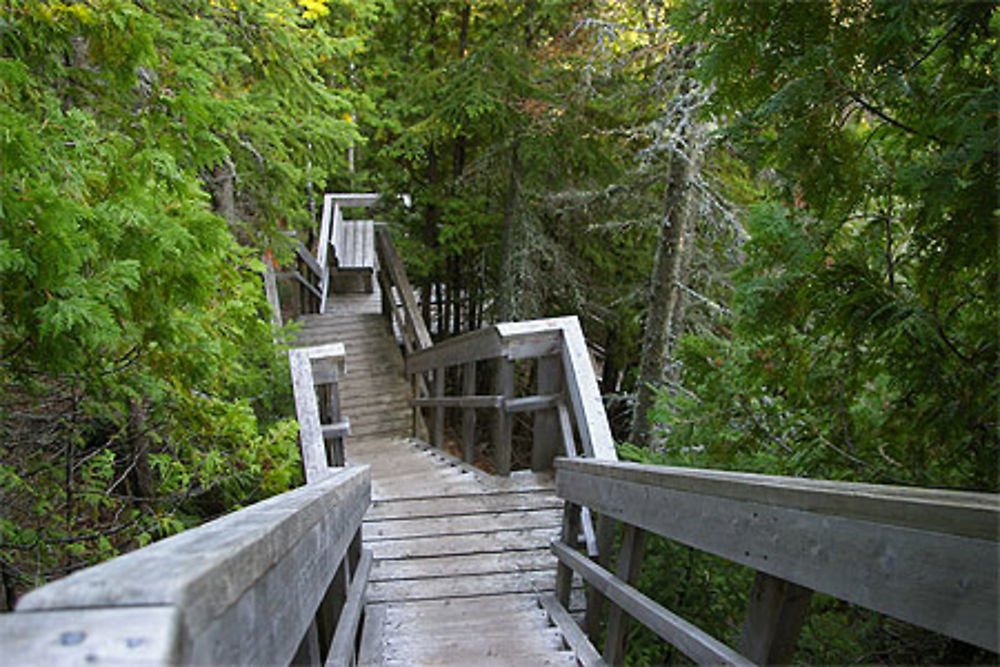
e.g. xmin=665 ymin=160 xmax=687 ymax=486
xmin=0 ymin=0 xmax=375 ymax=600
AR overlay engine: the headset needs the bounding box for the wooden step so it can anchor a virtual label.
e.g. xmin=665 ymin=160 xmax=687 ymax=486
xmin=369 ymin=549 xmax=556 ymax=582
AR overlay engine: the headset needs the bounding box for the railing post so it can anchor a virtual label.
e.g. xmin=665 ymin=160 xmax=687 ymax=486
xmin=740 ymin=571 xmax=812 ymax=665
xmin=603 ymin=523 xmax=646 ymax=665
xmin=432 ymin=367 xmax=445 ymax=449
xmin=584 ymin=513 xmax=615 ymax=639
xmin=493 ymin=358 xmax=514 ymax=476
xmin=462 ymin=360 xmax=477 ymax=463
xmin=532 ymin=354 xmax=562 ymax=471
xmin=556 ymin=501 xmax=582 ymax=607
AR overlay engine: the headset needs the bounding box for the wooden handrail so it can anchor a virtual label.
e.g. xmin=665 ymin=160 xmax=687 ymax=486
xmin=289 ymin=343 xmax=349 ymax=481
xmin=551 ymin=457 xmax=1000 ymax=664
xmin=2 ymin=465 xmax=373 ymax=665
xmin=374 ymin=226 xmax=432 ymax=353
xmin=404 ymin=316 xmax=617 ymax=466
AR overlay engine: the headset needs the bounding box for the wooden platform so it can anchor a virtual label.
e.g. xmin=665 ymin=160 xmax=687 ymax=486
xmin=295 ymin=296 xmax=582 ymax=665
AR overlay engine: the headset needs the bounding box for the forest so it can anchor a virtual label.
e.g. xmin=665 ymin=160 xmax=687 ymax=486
xmin=1 ymin=0 xmax=996 ymax=663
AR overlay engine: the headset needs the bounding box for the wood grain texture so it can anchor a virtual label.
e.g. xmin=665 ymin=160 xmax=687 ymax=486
xmin=16 ymin=467 xmax=371 ymax=665
xmin=552 ymin=540 xmax=753 ymax=666
xmin=556 ymin=457 xmax=1000 ymax=652
xmin=0 ymin=607 xmax=180 ymax=666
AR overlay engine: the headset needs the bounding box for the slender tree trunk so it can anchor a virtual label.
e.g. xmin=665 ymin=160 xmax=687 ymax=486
xmin=128 ymin=399 xmax=155 ymax=504
xmin=0 ymin=560 xmax=15 ymax=611
xmin=497 ymin=139 xmax=521 ymax=322
xmin=422 ymin=144 xmax=439 ymax=329
xmin=209 ymin=160 xmax=237 ymax=224
xmin=629 ymin=138 xmax=700 ymax=447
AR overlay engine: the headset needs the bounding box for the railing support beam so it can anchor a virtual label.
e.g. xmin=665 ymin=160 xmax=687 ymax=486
xmin=493 ymin=359 xmax=514 ymax=476
xmin=462 ymin=361 xmax=477 ymax=463
xmin=740 ymin=571 xmax=812 ymax=665
xmin=532 ymin=355 xmax=562 ymax=471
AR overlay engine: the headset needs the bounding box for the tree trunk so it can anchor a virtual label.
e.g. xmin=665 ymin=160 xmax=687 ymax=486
xmin=629 ymin=138 xmax=700 ymax=447
xmin=497 ymin=140 xmax=521 ymax=322
xmin=128 ymin=399 xmax=155 ymax=505
xmin=209 ymin=160 xmax=237 ymax=224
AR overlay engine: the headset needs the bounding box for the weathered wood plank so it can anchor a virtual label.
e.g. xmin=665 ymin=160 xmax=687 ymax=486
xmin=369 ymin=549 xmax=556 ymax=582
xmin=296 ymin=240 xmax=325 ymax=280
xmin=364 ymin=509 xmax=562 ymax=542
xmin=369 ymin=569 xmax=558 ymax=604
xmin=411 ymin=395 xmax=503 ymax=409
xmin=366 ymin=491 xmax=562 ymax=521
xmin=288 ymin=348 xmax=331 ymax=483
xmin=555 ymin=458 xmax=1000 ymax=652
xmin=0 ymin=607 xmax=180 ymax=665
xmin=506 ymin=393 xmax=562 ymax=413
xmin=405 ymin=326 xmax=504 ymax=374
xmin=552 ymin=540 xmax=754 ymax=666
xmin=263 ymin=252 xmax=282 ymax=328
xmin=603 ymin=524 xmax=646 ymax=665
xmin=494 ymin=358 xmax=515 ymax=476
xmin=357 ymin=603 xmax=386 ymax=667
xmin=326 ymin=193 xmax=381 ymax=209
xmin=739 ymin=571 xmax=812 ymax=665
xmin=556 ymin=457 xmax=999 ymax=539
xmin=532 ymin=356 xmax=562 ymax=472
xmin=16 ymin=466 xmax=371 ymax=665
xmin=539 ymin=594 xmax=607 ymax=667
xmin=374 ymin=228 xmax=432 ymax=351
xmin=326 ymin=548 xmax=373 ymax=667
xmin=553 ymin=317 xmax=617 ymax=461
xmin=462 ymin=360 xmax=477 ymax=463
xmin=368 ymin=526 xmax=560 ymax=560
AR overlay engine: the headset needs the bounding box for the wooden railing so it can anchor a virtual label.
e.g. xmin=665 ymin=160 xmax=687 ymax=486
xmin=0 ymin=465 xmax=374 ymax=666
xmin=374 ymin=226 xmax=433 ymax=355
xmin=318 ymin=193 xmax=380 ymax=312
xmin=289 ymin=343 xmax=350 ymax=483
xmin=547 ymin=457 xmax=1000 ymax=665
xmin=403 ymin=317 xmax=618 ymax=476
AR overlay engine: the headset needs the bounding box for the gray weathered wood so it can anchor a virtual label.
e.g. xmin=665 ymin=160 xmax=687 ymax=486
xmin=532 ymin=356 xmax=562 ymax=471
xmin=556 ymin=502 xmax=580 ymax=608
xmin=263 ymin=252 xmax=283 ymax=328
xmin=405 ymin=327 xmax=504 ymax=374
xmin=603 ymin=524 xmax=646 ymax=665
xmin=554 ymin=317 xmax=616 ymax=461
xmin=374 ymin=228 xmax=432 ymax=351
xmin=585 ymin=513 xmax=615 ymax=640
xmin=358 ymin=604 xmax=386 ymax=666
xmin=556 ymin=403 xmax=578 ymax=457
xmin=431 ymin=368 xmax=445 ymax=449
xmin=506 ymin=393 xmax=562 ymax=413
xmin=327 ymin=549 xmax=374 ymax=667
xmin=0 ymin=606 xmax=180 ymax=665
xmin=539 ymin=594 xmax=607 ymax=667
xmin=555 ymin=457 xmax=1000 ymax=652
xmin=552 ymin=540 xmax=754 ymax=666
xmin=740 ymin=571 xmax=812 ymax=665
xmin=412 ymin=395 xmax=503 ymax=409
xmin=493 ymin=358 xmax=514 ymax=476
xmin=296 ymin=240 xmax=325 ymax=280
xmin=327 ymin=192 xmax=381 ymax=209
xmin=292 ymin=618 xmax=322 ymax=666
xmin=289 ymin=348 xmax=332 ymax=483
xmin=322 ymin=420 xmax=351 ymax=440
xmin=462 ymin=360 xmax=477 ymax=463
xmin=15 ymin=466 xmax=371 ymax=665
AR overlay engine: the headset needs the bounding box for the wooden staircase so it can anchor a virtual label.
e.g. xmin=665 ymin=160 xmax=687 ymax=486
xmin=295 ymin=295 xmax=582 ymax=665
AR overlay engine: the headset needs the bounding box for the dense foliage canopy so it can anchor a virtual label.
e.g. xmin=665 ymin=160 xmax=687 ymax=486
xmin=0 ymin=0 xmax=376 ymax=602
